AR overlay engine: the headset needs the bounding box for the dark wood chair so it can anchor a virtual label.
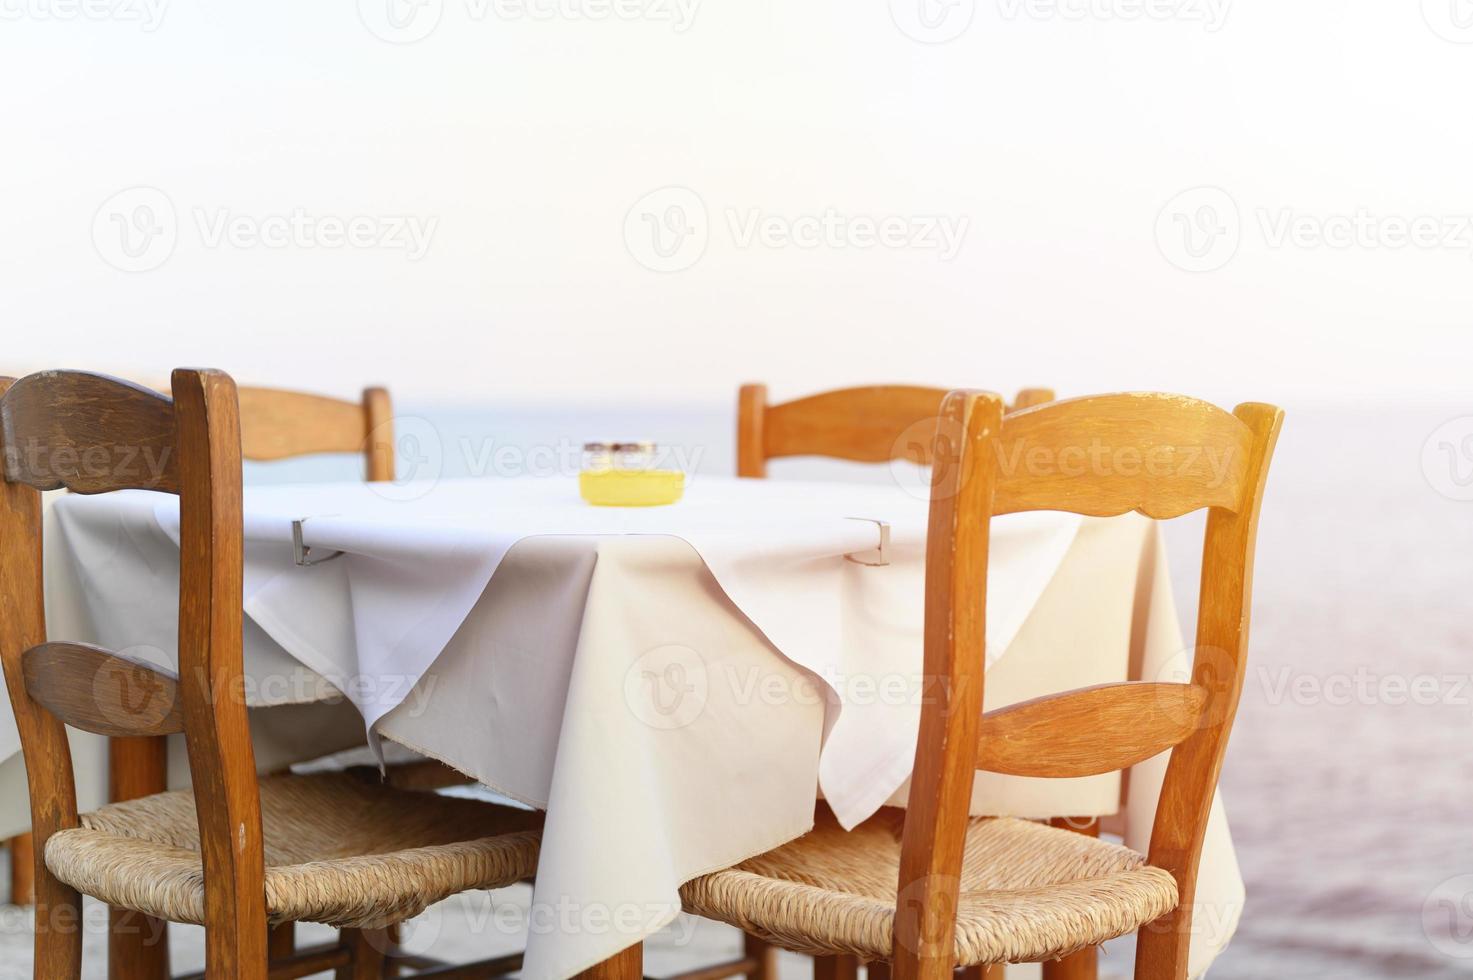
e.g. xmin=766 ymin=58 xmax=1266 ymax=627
xmin=683 ymin=390 xmax=1282 ymax=980
xmin=0 ymin=369 xmax=543 ymax=979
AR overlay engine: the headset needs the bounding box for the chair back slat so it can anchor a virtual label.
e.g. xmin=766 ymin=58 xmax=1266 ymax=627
xmin=22 ymin=642 xmax=183 ymax=738
xmin=0 ymin=371 xmax=180 ymax=494
xmin=238 ymin=386 xmax=365 ymax=460
xmin=737 ymin=383 xmax=1056 ymax=477
xmin=973 ymin=681 xmax=1206 ymax=778
xmin=992 ymin=393 xmax=1253 ymax=519
xmin=764 ymin=385 xmax=954 ymax=464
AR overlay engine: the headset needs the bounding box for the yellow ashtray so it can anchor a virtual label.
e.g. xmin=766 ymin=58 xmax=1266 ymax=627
xmin=579 ymin=469 xmax=685 ymax=507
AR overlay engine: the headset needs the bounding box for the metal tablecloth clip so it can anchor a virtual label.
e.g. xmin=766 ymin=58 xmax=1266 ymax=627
xmin=292 ymin=519 xmax=345 ymax=567
xmin=843 ymin=517 xmax=891 ymax=567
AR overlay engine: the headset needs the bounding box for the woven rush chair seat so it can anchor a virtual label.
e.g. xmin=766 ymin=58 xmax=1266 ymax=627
xmin=679 ymin=807 xmax=1179 ymax=967
xmin=44 ymin=770 xmax=541 ymax=930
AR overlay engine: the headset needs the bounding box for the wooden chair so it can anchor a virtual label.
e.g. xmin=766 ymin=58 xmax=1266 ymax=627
xmin=0 ymin=369 xmax=543 ymax=980
xmin=735 ymin=384 xmax=1055 ymax=479
xmin=683 ymin=390 xmax=1283 ymax=980
xmin=733 ymin=383 xmax=1058 ymax=980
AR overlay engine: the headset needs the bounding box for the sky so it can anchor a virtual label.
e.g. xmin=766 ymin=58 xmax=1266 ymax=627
xmin=1 ymin=0 xmax=1469 ymax=409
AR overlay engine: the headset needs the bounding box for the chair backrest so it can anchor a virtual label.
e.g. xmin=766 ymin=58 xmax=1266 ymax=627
xmin=237 ymin=384 xmax=394 ymax=481
xmin=892 ymin=391 xmax=1282 ymax=980
xmin=735 ymin=383 xmax=1055 ymax=478
xmin=0 ymin=369 xmax=263 ymax=976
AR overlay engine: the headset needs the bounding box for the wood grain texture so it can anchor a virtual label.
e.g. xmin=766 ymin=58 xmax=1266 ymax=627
xmin=22 ymin=642 xmax=182 ymax=737
xmin=0 ymin=371 xmax=179 ymax=494
xmin=361 ymin=386 xmax=395 ymax=482
xmin=8 ymin=832 xmax=34 ymax=906
xmin=764 ymin=385 xmax=947 ymax=464
xmin=735 ymin=384 xmax=1056 ymax=475
xmin=893 ymin=391 xmax=1002 ymax=980
xmin=335 ymin=927 xmax=388 ymax=980
xmin=992 ymin=393 xmax=1253 ymax=520
xmin=974 ymin=682 xmax=1207 ymax=778
xmin=744 ymin=933 xmax=779 ymax=980
xmin=1133 ymin=402 xmax=1282 ymax=980
xmin=172 ymin=367 xmax=269 ymax=978
xmin=0 ymin=375 xmax=84 ymax=977
xmin=574 ymin=942 xmax=643 ymax=980
xmin=107 ymin=735 xmax=171 ymax=979
xmin=1010 ymin=388 xmax=1055 ymax=410
xmin=736 ymin=384 xmax=768 ymax=477
xmin=814 ymin=956 xmax=860 ymax=980
xmin=237 ymin=385 xmax=369 ymax=461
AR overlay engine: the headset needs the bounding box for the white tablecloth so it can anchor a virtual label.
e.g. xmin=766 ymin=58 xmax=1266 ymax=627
xmin=4 ymin=476 xmax=1242 ymax=978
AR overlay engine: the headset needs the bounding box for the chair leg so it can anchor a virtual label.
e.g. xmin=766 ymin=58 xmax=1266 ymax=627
xmin=575 ymin=941 xmax=643 ymax=980
xmin=815 ymin=955 xmax=860 ymax=980
xmin=1043 ymin=818 xmax=1099 ymax=980
xmin=383 ymin=923 xmax=403 ymax=979
xmin=109 ymin=735 xmax=171 ymax=980
xmin=869 ymin=960 xmax=891 ymax=980
xmin=108 ymin=907 xmax=170 ymax=980
xmin=8 ymin=833 xmax=35 ymax=905
xmin=34 ymin=869 xmax=84 ymax=980
xmin=336 ymin=927 xmax=389 ymax=980
xmin=268 ymin=922 xmax=295 ymax=961
xmin=745 ymin=934 xmax=778 ymax=980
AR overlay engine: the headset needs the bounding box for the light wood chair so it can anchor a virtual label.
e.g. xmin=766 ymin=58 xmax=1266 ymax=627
xmin=735 ymin=384 xmax=1055 ymax=479
xmin=733 ymin=383 xmax=1059 ymax=980
xmin=0 ymin=369 xmax=544 ymax=980
xmin=683 ymin=390 xmax=1282 ymax=980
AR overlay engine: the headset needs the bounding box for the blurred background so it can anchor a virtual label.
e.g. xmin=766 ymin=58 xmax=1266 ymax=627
xmin=2 ymin=0 xmax=1472 ymax=976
